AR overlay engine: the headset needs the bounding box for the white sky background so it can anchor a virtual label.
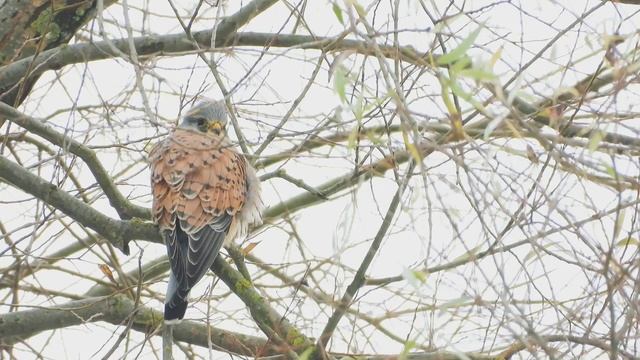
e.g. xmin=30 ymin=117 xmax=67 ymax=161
xmin=2 ymin=0 xmax=640 ymax=358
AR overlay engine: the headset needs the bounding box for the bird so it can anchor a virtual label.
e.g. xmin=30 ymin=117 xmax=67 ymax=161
xmin=149 ymin=99 xmax=262 ymax=323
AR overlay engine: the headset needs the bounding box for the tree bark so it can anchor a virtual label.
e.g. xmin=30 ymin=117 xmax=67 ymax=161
xmin=0 ymin=0 xmax=117 ymax=106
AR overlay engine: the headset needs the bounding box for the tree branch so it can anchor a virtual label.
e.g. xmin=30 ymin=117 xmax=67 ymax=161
xmin=0 ymin=0 xmax=119 ymax=107
xmin=0 ymin=150 xmax=168 ymax=254
xmin=0 ymin=294 xmax=525 ymax=359
xmin=612 ymin=0 xmax=640 ymax=4
xmin=0 ymin=102 xmax=149 ymax=220
xmin=316 ymin=161 xmax=416 ymax=351
xmin=0 ymin=294 xmax=278 ymax=356
xmin=0 ymin=31 xmax=436 ymax=96
xmin=0 ymin=0 xmax=278 ymax=99
xmin=0 ymin=150 xmax=315 ymax=351
xmin=497 ymin=334 xmax=638 ymax=360
xmin=214 ymin=0 xmax=280 ymax=39
xmin=262 ymin=141 xmax=428 ymax=222
xmin=2 ymin=27 xmax=637 ymax=155
xmin=0 ymin=154 xmax=133 ymax=254
xmin=211 ymin=256 xmax=313 ymax=352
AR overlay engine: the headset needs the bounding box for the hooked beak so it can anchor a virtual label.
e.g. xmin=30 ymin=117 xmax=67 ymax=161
xmin=208 ymin=120 xmax=223 ymax=133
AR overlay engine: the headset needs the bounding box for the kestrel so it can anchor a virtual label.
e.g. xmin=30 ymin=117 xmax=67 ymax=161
xmin=149 ymin=100 xmax=262 ymax=323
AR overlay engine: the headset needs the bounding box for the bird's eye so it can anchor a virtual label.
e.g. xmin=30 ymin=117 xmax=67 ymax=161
xmin=196 ymin=118 xmax=206 ymax=126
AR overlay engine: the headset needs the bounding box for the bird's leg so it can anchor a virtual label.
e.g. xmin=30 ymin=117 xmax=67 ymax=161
xmin=162 ymin=323 xmax=174 ymax=360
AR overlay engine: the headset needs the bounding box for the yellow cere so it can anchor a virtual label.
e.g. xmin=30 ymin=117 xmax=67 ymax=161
xmin=208 ymin=120 xmax=223 ymax=132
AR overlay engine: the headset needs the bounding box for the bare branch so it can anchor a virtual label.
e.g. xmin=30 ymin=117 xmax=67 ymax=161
xmin=316 ymin=161 xmax=416 ymax=350
xmin=0 ymin=102 xmax=149 ymax=220
xmin=0 ymin=32 xmax=438 ymax=96
xmin=0 ymin=294 xmax=277 ymax=356
xmin=0 ymin=154 xmax=134 ymax=254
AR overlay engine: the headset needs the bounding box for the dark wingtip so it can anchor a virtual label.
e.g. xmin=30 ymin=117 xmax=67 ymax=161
xmin=164 ymin=298 xmax=188 ymax=322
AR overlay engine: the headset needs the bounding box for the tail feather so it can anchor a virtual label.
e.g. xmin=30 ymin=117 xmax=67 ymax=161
xmin=164 ymin=298 xmax=188 ymax=323
xmin=164 ymin=270 xmax=188 ymax=323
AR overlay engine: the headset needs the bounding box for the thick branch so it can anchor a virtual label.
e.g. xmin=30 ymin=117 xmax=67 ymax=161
xmin=0 ymin=31 xmax=435 ymax=95
xmin=2 ymin=31 xmax=637 ymax=154
xmin=497 ymin=334 xmax=638 ymax=360
xmin=211 ymin=256 xmax=313 ymax=351
xmin=3 ymin=109 xmax=625 ymax=358
xmin=0 ymin=125 xmax=426 ymax=249
xmin=0 ymin=154 xmax=129 ymax=254
xmin=511 ymin=85 xmax=640 ymax=149
xmin=0 ymin=294 xmax=276 ymax=356
xmin=0 ymin=0 xmax=119 ymax=106
xmin=0 ymin=154 xmax=163 ymax=254
xmin=214 ymin=0 xmax=280 ymax=39
xmin=0 ymin=0 xmax=276 ymax=100
xmin=0 ymin=295 xmax=132 ymax=344
xmin=0 ymin=294 xmax=510 ymax=359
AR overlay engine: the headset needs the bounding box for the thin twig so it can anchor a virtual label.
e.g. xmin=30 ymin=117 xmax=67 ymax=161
xmin=316 ymin=161 xmax=416 ymax=350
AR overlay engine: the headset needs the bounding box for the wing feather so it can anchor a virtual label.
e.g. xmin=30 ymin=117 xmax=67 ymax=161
xmin=183 ymin=216 xmax=230 ymax=282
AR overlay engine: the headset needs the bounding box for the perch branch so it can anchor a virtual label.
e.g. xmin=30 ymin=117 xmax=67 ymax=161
xmin=0 ymin=294 xmax=277 ymax=356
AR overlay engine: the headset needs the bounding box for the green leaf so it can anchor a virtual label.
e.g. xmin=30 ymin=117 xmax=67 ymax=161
xmin=332 ymin=3 xmax=344 ymax=24
xmin=437 ymin=75 xmax=457 ymax=115
xmin=588 ymin=130 xmax=604 ymax=152
xmin=489 ymin=46 xmax=502 ymax=69
xmin=448 ymin=79 xmax=474 ymax=102
xmin=450 ymin=54 xmax=472 ymax=72
xmin=402 ymin=267 xmax=428 ymax=290
xmin=412 ymin=270 xmax=428 ymax=283
xmin=352 ymin=94 xmax=365 ymax=120
xmin=399 ymin=340 xmax=416 ymax=360
xmin=458 ymin=67 xmax=497 ymax=81
xmin=604 ymin=162 xmax=618 ymax=178
xmin=353 ymin=2 xmax=367 ymax=17
xmin=298 ymin=347 xmax=315 ymax=360
xmin=347 ymin=125 xmax=359 ymax=149
xmin=453 ymin=245 xmax=482 ymax=262
xmin=437 ymin=25 xmax=482 ymax=65
xmin=614 ymin=209 xmax=625 ymax=241
xmin=334 ymin=66 xmax=347 ymax=103
xmin=439 ymin=296 xmax=473 ymax=310
xmin=616 ymin=237 xmax=640 ymax=247
xmin=448 ymin=79 xmax=487 ymax=113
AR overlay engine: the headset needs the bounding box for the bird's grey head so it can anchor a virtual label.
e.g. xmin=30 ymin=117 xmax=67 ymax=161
xmin=180 ymin=100 xmax=228 ymax=135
